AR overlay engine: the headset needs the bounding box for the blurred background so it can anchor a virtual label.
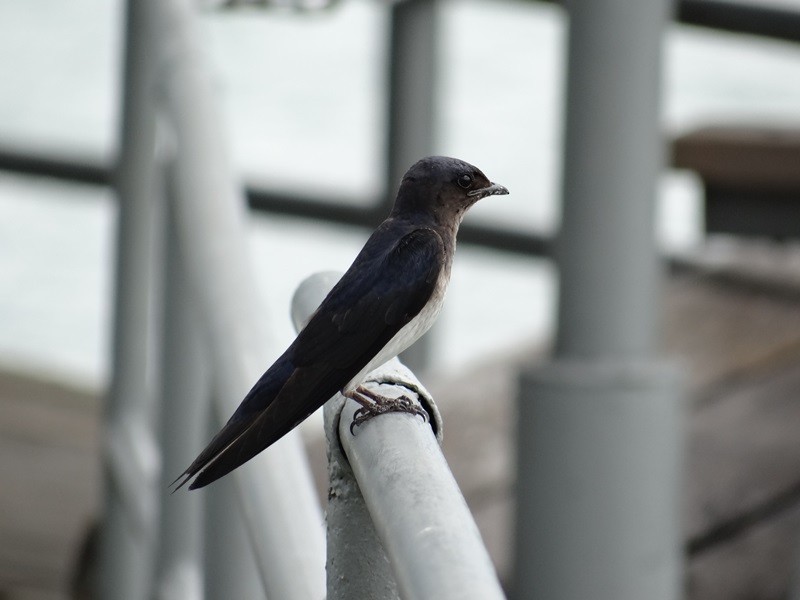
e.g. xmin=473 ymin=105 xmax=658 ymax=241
xmin=12 ymin=0 xmax=800 ymax=385
xmin=2 ymin=0 xmax=800 ymax=599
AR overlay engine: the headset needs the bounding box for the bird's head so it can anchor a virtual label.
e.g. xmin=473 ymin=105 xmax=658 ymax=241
xmin=392 ymin=156 xmax=509 ymax=227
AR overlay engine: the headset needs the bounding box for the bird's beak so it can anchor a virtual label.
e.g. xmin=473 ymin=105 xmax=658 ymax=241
xmin=468 ymin=182 xmax=509 ymax=199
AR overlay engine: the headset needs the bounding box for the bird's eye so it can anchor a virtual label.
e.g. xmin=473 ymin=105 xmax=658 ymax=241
xmin=457 ymin=174 xmax=473 ymax=189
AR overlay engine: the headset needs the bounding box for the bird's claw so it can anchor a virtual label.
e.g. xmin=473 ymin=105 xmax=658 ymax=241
xmin=349 ymin=394 xmax=429 ymax=435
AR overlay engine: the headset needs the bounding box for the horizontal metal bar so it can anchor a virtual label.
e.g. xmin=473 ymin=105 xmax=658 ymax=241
xmin=247 ymin=186 xmax=383 ymax=227
xmin=251 ymin=186 xmax=554 ymax=255
xmin=538 ymin=0 xmax=800 ymax=43
xmin=460 ymin=220 xmax=553 ymax=257
xmin=0 ymin=145 xmax=110 ymax=186
xmin=677 ymin=0 xmax=800 ymax=44
xmin=251 ymin=186 xmax=554 ymax=256
xmin=0 ymin=144 xmax=554 ymax=257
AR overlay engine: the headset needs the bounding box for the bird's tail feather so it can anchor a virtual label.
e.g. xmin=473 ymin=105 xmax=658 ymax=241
xmin=173 ymin=357 xmax=344 ymax=490
xmin=171 ymin=354 xmax=297 ymax=491
xmin=184 ymin=405 xmax=306 ymax=489
xmin=170 ymin=417 xmax=253 ymax=491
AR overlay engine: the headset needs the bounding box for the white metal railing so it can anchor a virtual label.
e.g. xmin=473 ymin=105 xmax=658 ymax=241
xmin=156 ymin=0 xmax=328 ymax=595
xmin=98 ymin=0 xmax=503 ymax=599
xmin=99 ymin=0 xmax=326 ymax=598
xmin=292 ymin=274 xmax=506 ymax=600
xmin=96 ymin=0 xmax=164 ymax=596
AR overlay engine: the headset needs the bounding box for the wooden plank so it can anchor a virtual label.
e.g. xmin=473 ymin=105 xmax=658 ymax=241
xmin=687 ymin=504 xmax=800 ymax=600
xmin=672 ymin=125 xmax=800 ymax=188
xmin=665 ymin=272 xmax=800 ymax=391
xmin=686 ymin=360 xmax=800 ymax=540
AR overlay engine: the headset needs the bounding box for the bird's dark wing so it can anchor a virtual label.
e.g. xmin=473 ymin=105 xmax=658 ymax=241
xmin=291 ymin=226 xmax=444 ymax=370
xmin=177 ymin=226 xmax=445 ymax=490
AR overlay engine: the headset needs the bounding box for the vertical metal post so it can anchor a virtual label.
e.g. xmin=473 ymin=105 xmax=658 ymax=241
xmin=324 ymin=397 xmax=400 ymax=600
xmin=385 ymin=0 xmax=438 ymax=198
xmin=203 ymin=434 xmax=266 ymax=600
xmin=555 ymin=0 xmax=666 ymax=358
xmin=290 ymin=273 xmax=401 ymax=600
xmin=96 ymin=0 xmax=162 ymax=598
xmin=154 ymin=199 xmax=209 ymax=600
xmin=514 ymin=1 xmax=684 ymax=599
xmin=385 ymin=0 xmax=439 ymax=372
xmin=152 ymin=1 xmax=326 ymax=598
xmin=295 ymin=273 xmax=503 ymax=600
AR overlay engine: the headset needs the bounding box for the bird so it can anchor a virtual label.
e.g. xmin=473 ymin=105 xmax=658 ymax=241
xmin=174 ymin=156 xmax=508 ymax=490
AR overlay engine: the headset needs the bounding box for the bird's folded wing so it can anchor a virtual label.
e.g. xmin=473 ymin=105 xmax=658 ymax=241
xmin=175 ymin=226 xmax=445 ymax=489
xmin=292 ymin=226 xmax=444 ymax=369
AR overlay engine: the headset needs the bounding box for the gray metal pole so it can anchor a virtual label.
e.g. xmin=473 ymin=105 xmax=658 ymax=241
xmin=154 ymin=200 xmax=209 ymax=600
xmin=203 ymin=426 xmax=266 ymax=600
xmin=96 ymin=0 xmax=162 ymax=598
xmin=516 ymin=363 xmax=683 ymax=600
xmin=291 ymin=274 xmax=400 ymax=600
xmin=324 ymin=398 xmax=400 ymax=600
xmin=385 ymin=0 xmax=439 ymax=372
xmin=514 ymin=1 xmax=684 ymax=599
xmin=338 ymin=375 xmax=504 ymax=600
xmin=151 ymin=1 xmax=326 ymax=597
xmin=385 ymin=0 xmax=438 ymax=197
xmin=556 ymin=0 xmax=667 ymax=359
xmin=292 ymin=273 xmax=505 ymax=600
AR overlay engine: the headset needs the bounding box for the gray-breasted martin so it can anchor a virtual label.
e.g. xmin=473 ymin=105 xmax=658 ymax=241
xmin=175 ymin=156 xmax=508 ymax=490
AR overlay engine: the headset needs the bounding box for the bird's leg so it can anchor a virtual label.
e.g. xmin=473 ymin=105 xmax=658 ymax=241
xmin=345 ymin=385 xmax=429 ymax=434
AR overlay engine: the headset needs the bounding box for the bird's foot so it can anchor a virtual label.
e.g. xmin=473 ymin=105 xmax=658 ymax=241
xmin=346 ymin=387 xmax=428 ymax=435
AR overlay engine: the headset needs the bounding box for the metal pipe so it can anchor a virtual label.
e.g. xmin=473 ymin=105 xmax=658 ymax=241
xmin=338 ymin=375 xmax=504 ymax=600
xmin=555 ymin=0 xmax=666 ymax=359
xmin=289 ymin=273 xmax=401 ymax=600
xmin=152 ymin=0 xmax=326 ymax=597
xmin=0 ymin=145 xmax=109 ymax=185
xmin=96 ymin=0 xmax=163 ymax=598
xmin=385 ymin=0 xmax=440 ymax=372
xmin=291 ymin=273 xmax=504 ymax=600
xmin=154 ymin=193 xmax=209 ymax=600
xmin=678 ymin=0 xmax=800 ymax=44
xmin=324 ymin=397 xmax=400 ymax=600
xmin=385 ymin=0 xmax=438 ymax=200
xmin=0 ymin=139 xmax=553 ymax=259
xmin=203 ymin=421 xmax=267 ymax=600
xmin=514 ymin=1 xmax=684 ymax=599
xmin=516 ymin=362 xmax=684 ymax=600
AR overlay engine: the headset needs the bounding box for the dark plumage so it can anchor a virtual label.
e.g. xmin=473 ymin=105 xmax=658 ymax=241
xmin=174 ymin=156 xmax=508 ymax=490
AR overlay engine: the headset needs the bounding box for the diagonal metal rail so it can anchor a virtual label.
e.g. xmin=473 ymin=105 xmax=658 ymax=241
xmin=292 ymin=272 xmax=507 ymax=600
xmin=98 ymin=0 xmax=326 ymax=598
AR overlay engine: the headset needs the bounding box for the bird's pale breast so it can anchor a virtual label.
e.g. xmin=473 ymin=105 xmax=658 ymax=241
xmin=342 ymin=259 xmax=451 ymax=392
